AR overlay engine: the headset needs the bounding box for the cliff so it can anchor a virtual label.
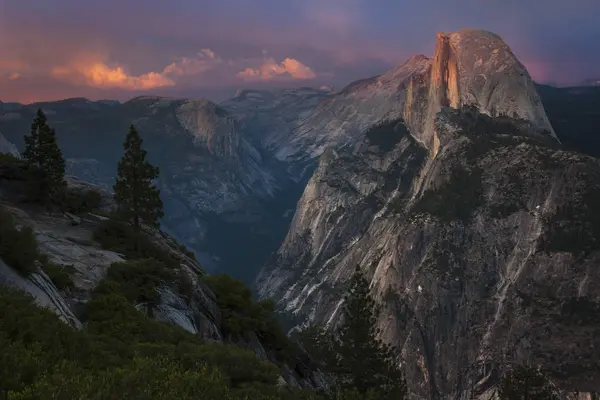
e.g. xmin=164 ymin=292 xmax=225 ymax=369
xmin=257 ymin=30 xmax=600 ymax=398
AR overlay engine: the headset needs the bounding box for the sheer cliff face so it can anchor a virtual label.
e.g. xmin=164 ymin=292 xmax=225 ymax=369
xmin=276 ymin=29 xmax=555 ymax=171
xmin=257 ymin=30 xmax=599 ymax=397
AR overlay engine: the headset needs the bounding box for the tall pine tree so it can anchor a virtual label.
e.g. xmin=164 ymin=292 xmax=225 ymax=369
xmin=113 ymin=125 xmax=163 ymax=231
xmin=23 ymin=109 xmax=66 ymax=204
xmin=334 ymin=265 xmax=407 ymax=399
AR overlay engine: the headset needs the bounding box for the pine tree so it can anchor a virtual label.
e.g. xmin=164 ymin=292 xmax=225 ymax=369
xmin=335 ymin=265 xmax=407 ymax=399
xmin=499 ymin=365 xmax=559 ymax=400
xmin=22 ymin=109 xmax=66 ymax=204
xmin=113 ymin=125 xmax=163 ymax=231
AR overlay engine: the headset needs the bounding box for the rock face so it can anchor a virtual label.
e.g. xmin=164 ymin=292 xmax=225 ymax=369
xmin=0 ymin=132 xmax=20 ymax=158
xmin=257 ymin=30 xmax=600 ymax=398
xmin=269 ymin=29 xmax=555 ymax=175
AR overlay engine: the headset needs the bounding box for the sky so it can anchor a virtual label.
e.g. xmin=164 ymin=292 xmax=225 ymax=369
xmin=1 ymin=0 xmax=599 ymax=104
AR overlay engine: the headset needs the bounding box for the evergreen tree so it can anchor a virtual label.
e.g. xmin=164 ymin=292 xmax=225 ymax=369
xmin=113 ymin=125 xmax=163 ymax=231
xmin=499 ymin=365 xmax=559 ymax=400
xmin=22 ymin=109 xmax=66 ymax=204
xmin=334 ymin=265 xmax=407 ymax=399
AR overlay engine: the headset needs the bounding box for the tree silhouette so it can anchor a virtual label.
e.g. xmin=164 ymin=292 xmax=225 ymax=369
xmin=23 ymin=109 xmax=66 ymax=204
xmin=113 ymin=125 xmax=163 ymax=232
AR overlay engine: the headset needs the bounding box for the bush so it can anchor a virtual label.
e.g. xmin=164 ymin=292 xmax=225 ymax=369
xmin=102 ymin=259 xmax=177 ymax=304
xmin=0 ymin=152 xmax=23 ymax=162
xmin=62 ymin=188 xmax=103 ymax=214
xmin=203 ymin=274 xmax=296 ymax=361
xmin=93 ymin=219 xmax=180 ymax=267
xmin=0 ymin=208 xmax=40 ymax=276
xmin=39 ymin=258 xmax=74 ymax=291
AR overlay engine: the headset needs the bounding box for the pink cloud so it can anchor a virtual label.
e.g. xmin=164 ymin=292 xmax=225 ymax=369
xmin=237 ymin=57 xmax=317 ymax=81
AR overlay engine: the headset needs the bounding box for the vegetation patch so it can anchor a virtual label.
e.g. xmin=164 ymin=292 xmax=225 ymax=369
xmin=539 ymin=182 xmax=600 ymax=255
xmin=365 ymin=119 xmax=409 ymax=152
xmin=0 ymin=208 xmax=40 ymax=276
xmin=202 ymin=274 xmax=296 ymax=362
xmin=412 ymin=166 xmax=484 ymax=222
xmin=61 ymin=188 xmax=103 ymax=214
xmin=93 ymin=219 xmax=181 ymax=268
xmin=39 ymin=255 xmax=75 ymax=291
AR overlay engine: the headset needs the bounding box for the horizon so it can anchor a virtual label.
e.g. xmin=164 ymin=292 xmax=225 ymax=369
xmin=1 ymin=79 xmax=597 ymax=107
xmin=2 ymin=0 xmax=600 ymax=104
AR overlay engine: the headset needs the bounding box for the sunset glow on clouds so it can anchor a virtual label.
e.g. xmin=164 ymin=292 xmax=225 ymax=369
xmin=0 ymin=0 xmax=599 ymax=102
xmin=237 ymin=58 xmax=317 ymax=81
xmin=46 ymin=50 xmax=317 ymax=91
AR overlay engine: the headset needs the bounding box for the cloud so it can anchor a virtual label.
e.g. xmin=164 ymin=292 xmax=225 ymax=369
xmin=51 ymin=57 xmax=176 ymax=90
xmin=8 ymin=73 xmax=21 ymax=80
xmin=237 ymin=57 xmax=317 ymax=81
xmin=49 ymin=49 xmax=225 ymax=90
xmin=162 ymin=49 xmax=222 ymax=77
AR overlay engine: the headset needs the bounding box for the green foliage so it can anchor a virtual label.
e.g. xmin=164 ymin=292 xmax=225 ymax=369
xmin=298 ymin=266 xmax=406 ymax=399
xmin=540 ymin=183 xmax=600 ymax=255
xmin=39 ymin=257 xmax=74 ymax=291
xmin=62 ymin=188 xmax=103 ymax=214
xmin=0 ymin=208 xmax=40 ymax=276
xmin=203 ymin=274 xmax=295 ymax=361
xmin=335 ymin=266 xmax=406 ymax=398
xmin=413 ymin=166 xmax=484 ymax=222
xmin=113 ymin=125 xmax=164 ymax=230
xmin=498 ymin=365 xmax=559 ymax=400
xmin=365 ymin=119 xmax=408 ymax=152
xmin=22 ymin=109 xmax=66 ymax=205
xmin=0 ymin=152 xmax=22 ymax=162
xmin=93 ymin=218 xmax=180 ymax=267
xmin=0 ymin=285 xmax=320 ymax=399
xmin=101 ymin=258 xmax=176 ymax=304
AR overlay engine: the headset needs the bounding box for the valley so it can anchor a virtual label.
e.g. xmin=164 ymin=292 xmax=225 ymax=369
xmin=1 ymin=27 xmax=600 ymax=399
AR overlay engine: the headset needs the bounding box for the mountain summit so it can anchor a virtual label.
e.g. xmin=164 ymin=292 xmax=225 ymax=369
xmin=256 ymin=29 xmax=600 ymax=397
xmin=268 ymin=29 xmax=555 ymax=173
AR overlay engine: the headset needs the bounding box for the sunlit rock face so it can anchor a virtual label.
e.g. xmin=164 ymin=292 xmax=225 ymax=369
xmin=257 ymin=30 xmax=599 ymax=398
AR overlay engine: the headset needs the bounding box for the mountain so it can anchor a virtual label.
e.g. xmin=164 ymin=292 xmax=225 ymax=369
xmin=0 ymin=96 xmax=298 ymax=282
xmin=256 ymin=30 xmax=600 ymax=397
xmin=580 ymin=78 xmax=600 ymax=87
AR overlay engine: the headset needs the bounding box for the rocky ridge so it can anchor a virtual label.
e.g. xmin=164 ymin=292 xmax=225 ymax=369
xmin=256 ymin=30 xmax=600 ymax=398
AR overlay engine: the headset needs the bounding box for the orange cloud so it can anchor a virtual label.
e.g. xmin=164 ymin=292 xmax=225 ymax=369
xmin=51 ymin=53 xmax=175 ymax=90
xmin=237 ymin=57 xmax=316 ymax=81
xmin=49 ymin=49 xmax=225 ymax=90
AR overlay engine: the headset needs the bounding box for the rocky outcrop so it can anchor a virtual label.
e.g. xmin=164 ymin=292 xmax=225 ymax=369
xmin=257 ymin=108 xmax=600 ymax=397
xmin=269 ymin=29 xmax=555 ymax=175
xmin=0 ymin=132 xmax=20 ymax=158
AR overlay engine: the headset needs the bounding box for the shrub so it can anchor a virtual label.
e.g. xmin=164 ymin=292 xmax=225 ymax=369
xmin=0 ymin=152 xmax=23 ymax=162
xmin=203 ymin=274 xmax=296 ymax=361
xmin=62 ymin=188 xmax=103 ymax=214
xmin=40 ymin=258 xmax=74 ymax=291
xmin=0 ymin=208 xmax=40 ymax=276
xmin=93 ymin=219 xmax=180 ymax=267
xmin=102 ymin=259 xmax=176 ymax=304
